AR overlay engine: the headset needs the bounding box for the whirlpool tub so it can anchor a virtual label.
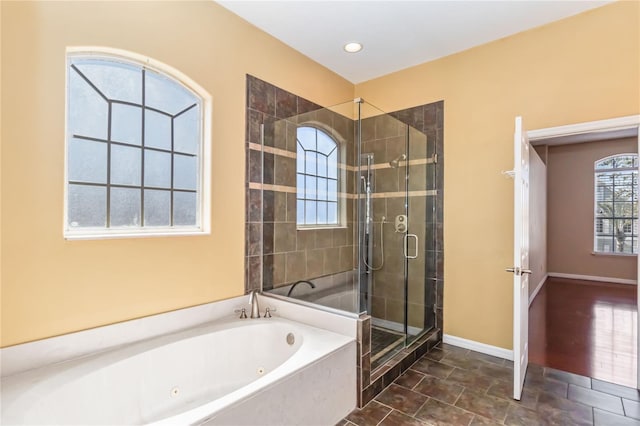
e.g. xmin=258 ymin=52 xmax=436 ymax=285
xmin=1 ymin=316 xmax=356 ymax=425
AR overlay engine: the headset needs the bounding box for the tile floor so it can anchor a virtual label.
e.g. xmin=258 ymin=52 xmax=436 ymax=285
xmin=339 ymin=343 xmax=640 ymax=425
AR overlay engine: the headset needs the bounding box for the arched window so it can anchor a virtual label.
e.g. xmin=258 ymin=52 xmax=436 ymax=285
xmin=296 ymin=127 xmax=339 ymax=226
xmin=65 ymin=48 xmax=209 ymax=238
xmin=594 ymin=153 xmax=638 ymax=254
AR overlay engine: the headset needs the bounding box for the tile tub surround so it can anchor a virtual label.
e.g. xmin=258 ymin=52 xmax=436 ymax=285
xmin=245 ymin=75 xmax=357 ymax=294
xmin=341 ymin=343 xmax=640 ymax=426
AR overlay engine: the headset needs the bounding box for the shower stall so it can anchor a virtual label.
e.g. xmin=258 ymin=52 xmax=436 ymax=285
xmin=258 ymin=96 xmax=438 ymax=370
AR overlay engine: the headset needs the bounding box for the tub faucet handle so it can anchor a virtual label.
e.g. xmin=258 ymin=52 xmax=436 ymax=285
xmin=234 ymin=307 xmax=248 ymax=319
xmin=264 ymin=307 xmax=277 ymax=318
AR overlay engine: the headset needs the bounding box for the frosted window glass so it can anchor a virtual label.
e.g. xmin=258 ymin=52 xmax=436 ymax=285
xmin=144 ymin=190 xmax=170 ymax=226
xmin=144 ymin=151 xmax=171 ymax=188
xmin=317 ymin=178 xmax=327 ymax=201
xmin=174 ymin=191 xmax=197 ymax=226
xmin=327 ymin=202 xmax=337 ymax=224
xmin=74 ymin=60 xmax=142 ymax=104
xmin=296 ymin=144 xmax=305 ymax=173
xmin=145 ymin=110 xmax=171 ymax=150
xmin=68 ymin=139 xmax=107 ymax=183
xmin=68 ymin=184 xmax=106 ymax=227
xmin=305 ymin=152 xmax=316 ymax=174
xmin=305 ymin=201 xmax=316 ymax=224
xmin=296 ymin=127 xmax=316 ymax=150
xmin=110 ymin=187 xmax=141 ymax=227
xmin=328 ymin=151 xmax=338 ymax=179
xmin=316 ymin=132 xmax=335 ymax=155
xmin=174 ymin=155 xmax=197 ymax=190
xmin=146 ymin=72 xmax=195 ymax=115
xmin=111 ymin=145 xmax=141 ymax=186
xmin=68 ymin=70 xmax=108 ymax=139
xmin=305 ymin=176 xmax=317 ymax=199
xmin=112 ymin=104 xmax=142 ymax=145
xmin=317 ymin=155 xmax=328 ymax=177
xmin=297 ymin=174 xmax=305 ymax=198
xmin=328 ymin=180 xmax=338 ymax=201
xmin=174 ymin=107 xmax=200 ymax=154
xmin=297 ymin=199 xmax=304 ymax=224
xmin=317 ymin=201 xmax=327 ymax=224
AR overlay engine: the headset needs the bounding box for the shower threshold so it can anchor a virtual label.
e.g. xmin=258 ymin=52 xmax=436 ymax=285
xmin=371 ymin=326 xmax=405 ymax=370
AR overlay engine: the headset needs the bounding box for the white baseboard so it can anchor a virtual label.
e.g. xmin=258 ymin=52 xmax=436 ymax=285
xmin=443 ymin=334 xmax=514 ymax=361
xmin=529 ymin=273 xmax=548 ymax=306
xmin=548 ymin=272 xmax=637 ymax=285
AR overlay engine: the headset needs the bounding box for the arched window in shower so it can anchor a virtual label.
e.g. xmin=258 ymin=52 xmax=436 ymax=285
xmin=296 ymin=127 xmax=339 ymax=227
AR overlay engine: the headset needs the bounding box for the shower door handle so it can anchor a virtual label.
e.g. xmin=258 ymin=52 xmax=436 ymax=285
xmin=404 ymin=234 xmax=418 ymax=259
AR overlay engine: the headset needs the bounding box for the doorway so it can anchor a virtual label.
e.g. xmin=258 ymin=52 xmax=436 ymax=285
xmin=521 ymin=115 xmax=640 ymax=392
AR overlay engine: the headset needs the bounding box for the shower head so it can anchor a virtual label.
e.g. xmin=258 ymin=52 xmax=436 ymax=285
xmin=389 ymin=154 xmax=407 ymax=168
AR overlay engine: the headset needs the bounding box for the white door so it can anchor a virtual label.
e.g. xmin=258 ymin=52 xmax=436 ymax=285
xmin=510 ymin=116 xmax=531 ymax=400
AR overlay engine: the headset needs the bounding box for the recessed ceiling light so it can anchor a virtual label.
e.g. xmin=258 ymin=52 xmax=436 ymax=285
xmin=344 ymin=42 xmax=363 ymax=53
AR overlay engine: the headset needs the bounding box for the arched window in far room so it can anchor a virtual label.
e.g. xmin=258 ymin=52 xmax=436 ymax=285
xmin=296 ymin=126 xmax=339 ymax=227
xmin=65 ymin=49 xmax=210 ymax=238
xmin=594 ymin=153 xmax=638 ymax=254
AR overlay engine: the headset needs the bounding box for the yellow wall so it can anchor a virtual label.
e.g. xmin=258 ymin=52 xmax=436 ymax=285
xmin=2 ymin=0 xmax=638 ymax=351
xmin=356 ymin=1 xmax=639 ymax=349
xmin=0 ymin=1 xmax=353 ymax=346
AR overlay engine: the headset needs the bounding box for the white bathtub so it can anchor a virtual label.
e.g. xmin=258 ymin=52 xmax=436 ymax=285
xmin=1 ymin=316 xmax=356 ymax=425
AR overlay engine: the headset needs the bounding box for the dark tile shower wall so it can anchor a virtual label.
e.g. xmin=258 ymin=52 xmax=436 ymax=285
xmin=244 ymin=75 xmax=444 ymax=407
xmin=245 ymin=75 xmax=356 ymax=293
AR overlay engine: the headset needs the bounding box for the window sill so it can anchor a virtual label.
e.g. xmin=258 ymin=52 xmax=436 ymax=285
xmin=591 ymin=251 xmax=637 ymax=257
xmin=297 ymin=225 xmax=347 ymax=231
xmin=64 ymin=228 xmax=209 ymax=240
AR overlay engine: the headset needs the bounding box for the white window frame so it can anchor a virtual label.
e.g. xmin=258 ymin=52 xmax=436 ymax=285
xmin=64 ymin=47 xmax=212 ymax=240
xmin=593 ymin=153 xmax=638 ymax=254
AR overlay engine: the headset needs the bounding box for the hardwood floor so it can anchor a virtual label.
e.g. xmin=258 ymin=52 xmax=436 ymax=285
xmin=529 ymin=277 xmax=638 ymax=388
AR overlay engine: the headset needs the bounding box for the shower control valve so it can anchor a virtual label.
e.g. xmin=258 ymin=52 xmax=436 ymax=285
xmin=395 ymin=215 xmax=408 ymax=233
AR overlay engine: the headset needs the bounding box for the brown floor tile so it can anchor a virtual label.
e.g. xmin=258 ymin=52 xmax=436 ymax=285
xmin=413 ymin=374 xmax=464 ymax=404
xmin=335 ymin=420 xmax=357 ymax=426
xmin=523 ymin=372 xmax=569 ymax=398
xmin=503 ymin=403 xmax=546 ymax=426
xmin=346 ymin=400 xmax=392 ymax=426
xmin=545 ymin=367 xmax=592 ymax=388
xmin=454 ymin=388 xmax=510 ymax=422
xmin=424 ymin=347 xmax=446 ymax=361
xmin=487 ymin=380 xmax=538 ymax=409
xmin=374 ymin=384 xmax=428 ymax=416
xmin=439 ymin=343 xmax=470 ymax=355
xmin=592 ymin=379 xmax=640 ymax=401
xmin=469 ymin=415 xmax=503 ymax=425
xmin=568 ymin=383 xmax=624 ymax=415
xmin=466 ymin=351 xmax=506 ymax=366
xmin=439 ymin=351 xmax=481 ymax=370
xmin=476 ymin=362 xmax=513 ymax=382
xmin=394 ymin=369 xmax=425 ymax=390
xmin=594 ymin=408 xmax=640 ymax=426
xmin=414 ymin=398 xmax=475 ymax=426
xmin=411 ymin=357 xmax=454 ymax=379
xmin=624 ymin=398 xmax=640 ymax=420
xmin=446 ymin=367 xmax=495 ymax=392
xmin=536 ymin=391 xmax=594 ymax=425
xmin=378 ymin=410 xmax=429 ymax=426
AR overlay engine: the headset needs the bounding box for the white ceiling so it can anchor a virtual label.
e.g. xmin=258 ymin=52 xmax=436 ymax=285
xmin=217 ymin=0 xmax=612 ymax=83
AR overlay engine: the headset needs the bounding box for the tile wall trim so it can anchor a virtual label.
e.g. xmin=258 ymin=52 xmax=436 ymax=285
xmin=248 ymin=181 xmax=437 ymax=200
xmin=442 ymin=333 xmax=514 ymax=361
